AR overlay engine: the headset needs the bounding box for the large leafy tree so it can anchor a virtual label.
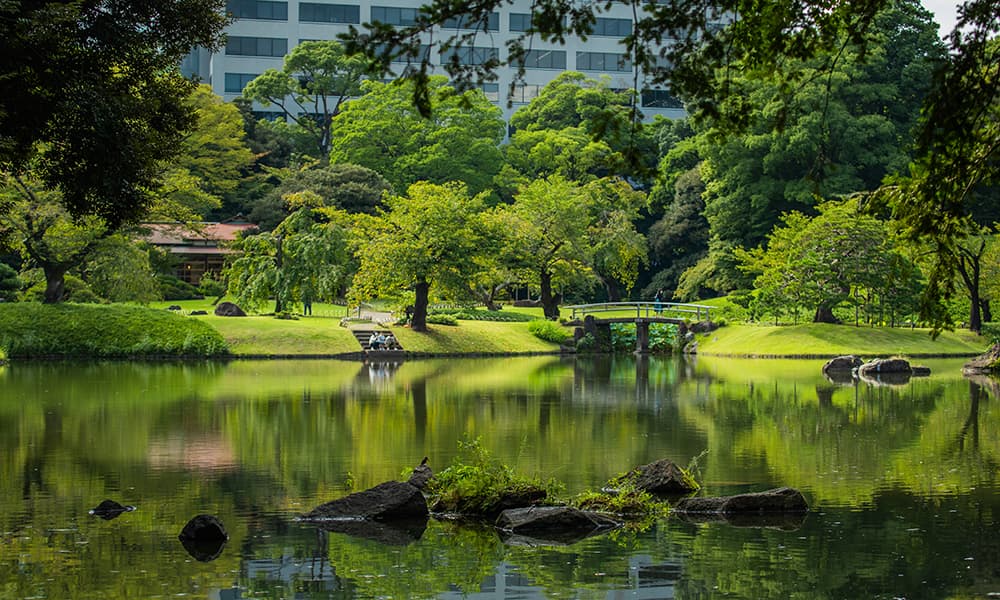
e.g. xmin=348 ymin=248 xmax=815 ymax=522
xmin=496 ymin=175 xmax=646 ymax=319
xmin=0 ymin=0 xmax=229 ymax=228
xmin=736 ymin=201 xmax=918 ymax=324
xmin=328 ymin=77 xmax=505 ymax=195
xmin=351 ymin=181 xmax=496 ymax=331
xmin=241 ymin=41 xmax=368 ymax=158
xmin=225 ymin=193 xmax=351 ymax=314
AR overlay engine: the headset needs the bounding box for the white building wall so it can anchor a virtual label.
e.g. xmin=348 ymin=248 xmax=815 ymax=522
xmin=193 ymin=0 xmax=688 ymax=123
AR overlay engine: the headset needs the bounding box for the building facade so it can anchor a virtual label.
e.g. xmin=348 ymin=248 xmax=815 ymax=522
xmin=182 ymin=0 xmax=689 ymax=123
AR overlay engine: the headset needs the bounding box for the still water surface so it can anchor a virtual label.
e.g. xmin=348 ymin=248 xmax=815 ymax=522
xmin=0 ymin=356 xmax=997 ymax=599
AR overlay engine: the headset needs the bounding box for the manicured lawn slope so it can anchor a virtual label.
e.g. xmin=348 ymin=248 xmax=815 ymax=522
xmin=696 ymin=323 xmax=987 ymax=357
xmin=392 ymin=320 xmax=561 ymax=354
xmin=0 ymin=303 xmax=228 ymax=358
xmin=204 ymin=314 xmax=361 ymax=355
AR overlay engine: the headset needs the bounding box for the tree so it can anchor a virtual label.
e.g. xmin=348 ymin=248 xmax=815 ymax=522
xmin=0 ymin=175 xmax=106 ymax=303
xmin=241 ymin=41 xmax=368 ymax=158
xmin=496 ymin=175 xmax=646 ymax=319
xmin=646 ymin=167 xmax=709 ymax=298
xmin=152 ymin=85 xmax=255 ymax=223
xmin=736 ymin=201 xmax=914 ymax=324
xmin=249 ymin=162 xmax=393 ymax=230
xmin=225 ymin=194 xmax=351 ymax=314
xmin=81 ymin=236 xmax=160 ymax=304
xmin=495 ymin=128 xmax=621 ymax=201
xmin=351 ymin=182 xmax=496 ymax=331
xmin=0 ymin=263 xmax=20 ymax=301
xmin=328 ymin=77 xmax=505 ymax=195
xmin=0 ymin=0 xmax=230 ymax=228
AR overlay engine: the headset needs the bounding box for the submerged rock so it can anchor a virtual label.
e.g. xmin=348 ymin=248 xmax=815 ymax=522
xmin=858 ymin=358 xmax=912 ymax=376
xmin=674 ymin=511 xmax=808 ymax=530
xmin=178 ymin=514 xmax=229 ymax=562
xmin=301 ymin=460 xmax=432 ymax=522
xmin=88 ymin=499 xmax=136 ymax=520
xmin=822 ymin=355 xmax=862 ymax=374
xmin=496 ymin=506 xmax=621 ymax=545
xmin=313 ymin=517 xmax=428 ymax=545
xmin=963 ymin=344 xmax=1000 ymax=375
xmin=674 ymin=487 xmax=808 ymax=514
xmin=610 ymin=458 xmax=699 ymax=495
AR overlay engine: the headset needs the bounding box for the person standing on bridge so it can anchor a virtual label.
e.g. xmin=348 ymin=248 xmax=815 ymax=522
xmin=654 ymin=290 xmax=664 ymax=314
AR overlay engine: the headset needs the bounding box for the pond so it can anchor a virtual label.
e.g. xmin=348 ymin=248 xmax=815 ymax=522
xmin=0 ymin=355 xmax=997 ymax=599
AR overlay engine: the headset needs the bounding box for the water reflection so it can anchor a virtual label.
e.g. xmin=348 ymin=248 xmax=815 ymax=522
xmin=0 ymin=356 xmax=998 ymax=598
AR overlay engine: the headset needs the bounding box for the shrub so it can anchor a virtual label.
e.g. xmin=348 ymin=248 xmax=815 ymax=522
xmin=527 ymin=319 xmax=572 ymax=343
xmin=575 ymin=332 xmax=597 ymax=352
xmin=21 ymin=274 xmax=104 ymax=304
xmin=430 ymin=308 xmax=535 ymax=322
xmin=426 ymin=313 xmax=459 ymax=326
xmin=197 ymin=272 xmax=226 ymax=298
xmin=428 ymin=438 xmax=562 ymax=516
xmin=0 ymin=303 xmax=229 ymax=358
xmin=157 ymin=274 xmax=202 ymax=301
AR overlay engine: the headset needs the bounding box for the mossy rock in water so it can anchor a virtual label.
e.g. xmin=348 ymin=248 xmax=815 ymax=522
xmin=608 ymin=458 xmax=700 ymax=495
xmin=963 ymin=343 xmax=1000 ymax=375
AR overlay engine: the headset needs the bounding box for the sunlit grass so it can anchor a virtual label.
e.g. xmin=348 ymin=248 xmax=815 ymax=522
xmin=147 ymin=298 xmax=350 ymax=318
xmin=392 ymin=320 xmax=561 ymax=354
xmin=696 ymin=323 xmax=988 ymax=357
xmin=200 ymin=313 xmax=361 ymax=355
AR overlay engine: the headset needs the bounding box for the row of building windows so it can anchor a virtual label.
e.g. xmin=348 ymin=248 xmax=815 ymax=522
xmin=227 ymin=1 xmax=632 ymax=36
xmin=225 ymin=37 xmax=629 ymax=73
xmin=229 ymin=70 xmax=678 ymax=107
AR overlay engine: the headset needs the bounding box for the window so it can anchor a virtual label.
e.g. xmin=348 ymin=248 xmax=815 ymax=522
xmin=442 ymin=12 xmax=499 ymax=30
xmin=224 ymin=72 xmax=259 ymax=93
xmin=516 ymin=49 xmax=566 ymax=70
xmin=376 ymin=43 xmax=433 ymax=62
xmin=593 ymin=17 xmax=631 ymax=37
xmin=481 ymin=82 xmax=499 ymax=102
xmin=300 ymin=3 xmax=359 ymax=23
xmin=227 ymin=0 xmax=288 ymax=20
xmin=371 ymin=6 xmax=419 ymax=26
xmin=440 ymin=46 xmax=498 ymax=66
xmin=510 ymin=84 xmax=542 ymax=103
xmin=641 ymin=89 xmax=683 ymax=108
xmin=576 ymin=51 xmax=631 ymax=72
xmin=252 ymin=111 xmax=286 ymax=121
xmin=226 ymin=36 xmax=288 ymax=57
xmin=509 ymin=13 xmax=531 ymax=31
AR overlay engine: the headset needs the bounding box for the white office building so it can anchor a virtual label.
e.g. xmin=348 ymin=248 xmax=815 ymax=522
xmin=183 ymin=0 xmax=689 ymax=123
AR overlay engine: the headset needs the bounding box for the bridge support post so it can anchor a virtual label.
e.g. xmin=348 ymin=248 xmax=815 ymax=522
xmin=635 ymin=319 xmax=650 ymax=354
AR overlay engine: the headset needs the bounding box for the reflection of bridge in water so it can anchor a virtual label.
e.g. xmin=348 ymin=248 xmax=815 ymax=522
xmin=565 ymin=302 xmax=713 ymax=354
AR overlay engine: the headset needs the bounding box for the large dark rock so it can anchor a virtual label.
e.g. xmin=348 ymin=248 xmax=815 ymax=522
xmin=495 ymin=506 xmax=621 ymax=545
xmin=214 ymin=301 xmax=246 ymax=317
xmin=178 ymin=514 xmax=229 ymax=562
xmin=858 ymin=358 xmax=911 ymax=376
xmin=407 ymin=458 xmax=432 ymax=490
xmin=822 ymin=355 xmax=862 ymax=374
xmin=301 ymin=480 xmax=428 ymax=521
xmin=963 ymin=344 xmax=1000 ymax=375
xmin=674 ymin=487 xmax=808 ymax=514
xmin=430 ymin=486 xmax=548 ymax=519
xmin=88 ymin=499 xmax=136 ymax=520
xmin=610 ymin=458 xmax=699 ymax=495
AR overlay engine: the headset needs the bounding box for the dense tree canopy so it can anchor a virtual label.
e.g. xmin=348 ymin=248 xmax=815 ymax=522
xmin=328 ymin=77 xmax=505 ymax=195
xmin=242 ymin=41 xmax=368 ymax=158
xmin=0 ymin=0 xmax=230 ymax=228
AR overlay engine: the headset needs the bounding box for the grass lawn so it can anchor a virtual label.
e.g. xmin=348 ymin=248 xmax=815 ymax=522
xmin=199 ymin=314 xmax=360 ymax=355
xmin=696 ymin=323 xmax=988 ymax=357
xmin=391 ymin=320 xmax=562 ymax=354
xmin=147 ymin=298 xmax=350 ymax=318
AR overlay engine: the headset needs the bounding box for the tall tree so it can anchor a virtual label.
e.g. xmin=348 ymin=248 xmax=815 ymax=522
xmin=0 ymin=0 xmax=229 ymax=228
xmin=351 ymin=182 xmax=495 ymax=331
xmin=328 ymin=77 xmax=505 ymax=195
xmin=241 ymin=41 xmax=368 ymax=158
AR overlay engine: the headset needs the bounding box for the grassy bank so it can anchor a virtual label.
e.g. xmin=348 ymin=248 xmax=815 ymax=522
xmin=695 ymin=323 xmax=987 ymax=357
xmin=0 ymin=303 xmax=229 ymax=358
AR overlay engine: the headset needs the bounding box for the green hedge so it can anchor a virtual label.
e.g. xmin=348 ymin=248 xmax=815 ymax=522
xmin=429 ymin=308 xmax=535 ymax=322
xmin=0 ymin=302 xmax=229 ymax=358
xmin=527 ymin=319 xmax=572 ymax=343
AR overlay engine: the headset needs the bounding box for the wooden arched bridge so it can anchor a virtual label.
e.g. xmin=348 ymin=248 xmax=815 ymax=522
xmin=563 ymin=301 xmax=713 ymax=354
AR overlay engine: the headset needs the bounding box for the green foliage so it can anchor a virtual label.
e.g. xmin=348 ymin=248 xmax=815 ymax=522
xmin=0 ymin=303 xmax=228 ymax=358
xmin=21 ymin=274 xmax=103 ymax=304
xmin=527 ymin=319 xmax=572 ymax=343
xmin=83 ymin=234 xmax=160 ymax=303
xmin=0 ymin=263 xmax=20 ymax=301
xmin=157 ymin=275 xmax=202 ymax=301
xmin=575 ymin=332 xmax=597 ymax=352
xmin=427 ymin=438 xmax=562 ymax=515
xmin=197 ymin=272 xmax=226 ymax=298
xmin=648 ymin=323 xmax=678 ymax=353
xmin=981 ymin=323 xmax=1000 ymax=345
xmin=241 ymin=40 xmax=367 ymax=157
xmin=571 ymin=489 xmax=669 ymax=519
xmin=430 ymin=308 xmax=535 ymax=322
xmin=609 ymin=323 xmax=636 ymax=352
xmin=426 ymin=313 xmax=459 ymax=326
xmin=328 ymin=76 xmax=505 ymax=195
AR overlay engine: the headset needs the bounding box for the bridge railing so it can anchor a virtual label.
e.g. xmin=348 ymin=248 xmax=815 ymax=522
xmin=565 ymin=301 xmax=713 ymax=321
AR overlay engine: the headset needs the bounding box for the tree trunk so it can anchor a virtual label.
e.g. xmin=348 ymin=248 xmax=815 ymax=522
xmin=602 ymin=276 xmax=622 ymax=302
xmin=981 ymin=299 xmax=992 ymax=324
xmin=969 ymin=288 xmax=982 ymax=333
xmin=42 ymin=265 xmax=68 ymax=304
xmin=539 ymin=269 xmax=560 ymax=320
xmin=813 ymin=304 xmax=840 ymax=324
xmin=411 ymin=279 xmax=429 ymax=332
